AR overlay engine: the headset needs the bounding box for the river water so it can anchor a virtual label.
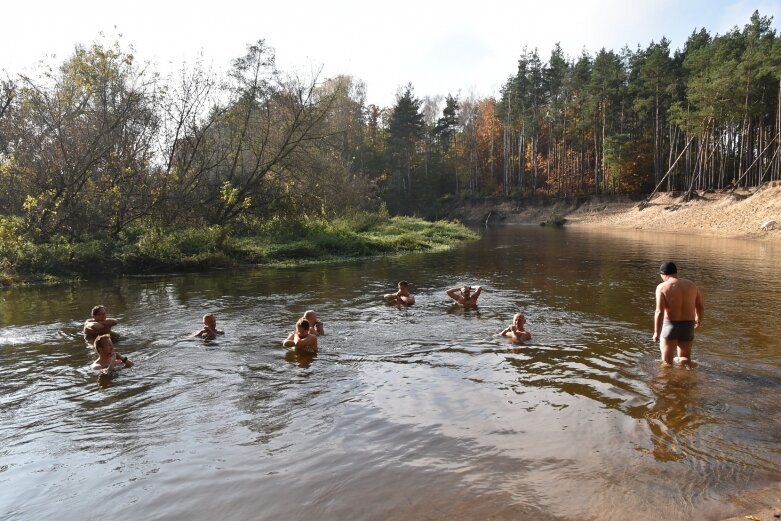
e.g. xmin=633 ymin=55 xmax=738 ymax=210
xmin=1 ymin=226 xmax=779 ymax=521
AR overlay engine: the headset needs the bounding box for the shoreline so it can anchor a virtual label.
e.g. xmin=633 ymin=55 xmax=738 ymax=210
xmin=458 ymin=182 xmax=781 ymax=242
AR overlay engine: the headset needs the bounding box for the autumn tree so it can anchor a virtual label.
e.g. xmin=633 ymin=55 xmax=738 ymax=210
xmin=6 ymin=42 xmax=160 ymax=240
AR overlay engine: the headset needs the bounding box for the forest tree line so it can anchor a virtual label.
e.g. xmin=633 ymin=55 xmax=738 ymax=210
xmin=0 ymin=11 xmax=780 ymax=243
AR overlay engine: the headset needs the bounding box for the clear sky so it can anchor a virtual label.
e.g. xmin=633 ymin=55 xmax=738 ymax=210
xmin=2 ymin=0 xmax=780 ymax=107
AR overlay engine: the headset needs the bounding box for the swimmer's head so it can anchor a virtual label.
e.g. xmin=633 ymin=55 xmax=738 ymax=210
xmin=296 ymin=318 xmax=310 ymax=333
xmin=303 ymin=310 xmax=317 ymax=323
xmin=659 ymin=261 xmax=678 ymax=275
xmin=91 ymin=305 xmax=107 ymax=318
xmin=461 ymin=285 xmax=472 ymax=295
xmin=93 ymin=334 xmax=113 ymax=353
xmin=398 ymin=281 xmax=409 ymax=289
xmin=203 ymin=313 xmax=216 ymax=327
xmin=513 ymin=313 xmax=526 ymax=324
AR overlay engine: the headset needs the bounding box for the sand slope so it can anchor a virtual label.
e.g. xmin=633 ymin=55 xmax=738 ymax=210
xmin=456 ymin=182 xmax=781 ymax=242
xmin=568 ymin=182 xmax=781 ymax=241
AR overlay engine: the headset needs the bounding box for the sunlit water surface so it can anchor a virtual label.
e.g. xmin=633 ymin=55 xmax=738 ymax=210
xmin=1 ymin=226 xmax=779 ymax=520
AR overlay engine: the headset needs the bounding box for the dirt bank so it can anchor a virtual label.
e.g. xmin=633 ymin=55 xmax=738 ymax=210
xmin=457 ymin=182 xmax=781 ymax=241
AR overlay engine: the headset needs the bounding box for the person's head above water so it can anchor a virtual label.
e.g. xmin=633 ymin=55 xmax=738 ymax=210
xmin=91 ymin=305 xmax=107 ymax=318
xmin=93 ymin=333 xmax=113 ymax=353
xmin=203 ymin=313 xmax=216 ymax=328
xmin=659 ymin=261 xmax=678 ymax=275
xmin=296 ymin=318 xmax=310 ymax=334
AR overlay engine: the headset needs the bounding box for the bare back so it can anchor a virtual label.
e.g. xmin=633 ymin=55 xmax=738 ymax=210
xmin=656 ymin=277 xmax=701 ymax=321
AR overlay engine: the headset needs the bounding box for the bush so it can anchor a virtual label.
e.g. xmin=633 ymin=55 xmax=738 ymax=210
xmin=541 ymin=215 xmax=567 ymax=227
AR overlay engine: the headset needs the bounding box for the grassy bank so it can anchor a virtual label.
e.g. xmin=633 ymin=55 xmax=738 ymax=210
xmin=0 ymin=213 xmax=477 ymax=286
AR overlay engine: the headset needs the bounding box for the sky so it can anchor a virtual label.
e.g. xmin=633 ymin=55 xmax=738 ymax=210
xmin=2 ymin=0 xmax=780 ymax=108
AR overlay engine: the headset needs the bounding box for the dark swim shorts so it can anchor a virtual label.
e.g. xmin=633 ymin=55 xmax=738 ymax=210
xmin=661 ymin=320 xmax=695 ymax=341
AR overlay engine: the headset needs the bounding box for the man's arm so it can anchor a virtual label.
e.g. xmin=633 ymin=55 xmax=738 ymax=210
xmin=500 ymin=326 xmax=511 ymax=336
xmin=283 ymin=332 xmax=295 ymax=347
xmin=84 ymin=318 xmax=118 ymax=334
xmin=472 ymin=286 xmax=483 ymax=300
xmin=694 ymin=288 xmax=704 ymax=328
xmin=84 ymin=320 xmax=99 ymax=334
xmin=652 ymin=285 xmax=666 ymax=342
xmin=117 ymin=353 xmax=134 ymax=368
xmin=446 ymin=288 xmax=460 ymax=301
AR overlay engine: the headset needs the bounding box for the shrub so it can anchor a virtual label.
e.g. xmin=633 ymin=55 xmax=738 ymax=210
xmin=541 ymin=215 xmax=567 ymax=227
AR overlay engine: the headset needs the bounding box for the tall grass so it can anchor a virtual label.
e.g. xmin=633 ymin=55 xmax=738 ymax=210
xmin=0 ymin=213 xmax=477 ymax=285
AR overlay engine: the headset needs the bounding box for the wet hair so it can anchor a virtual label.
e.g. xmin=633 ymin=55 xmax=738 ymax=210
xmin=659 ymin=261 xmax=678 ymax=275
xmin=304 ymin=310 xmax=316 ymax=320
xmin=93 ymin=333 xmax=112 ymax=351
xmin=296 ymin=318 xmax=310 ymax=330
xmin=398 ymin=281 xmax=409 ymax=288
xmin=91 ymin=305 xmax=106 ymax=317
xmin=461 ymin=285 xmax=472 ymax=292
xmin=203 ymin=313 xmax=216 ymax=325
xmin=513 ymin=313 xmax=526 ymax=321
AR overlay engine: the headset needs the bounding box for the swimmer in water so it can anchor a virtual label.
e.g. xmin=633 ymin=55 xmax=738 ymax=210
xmin=193 ymin=313 xmax=224 ymax=340
xmin=447 ymin=285 xmax=482 ymax=307
xmin=499 ymin=313 xmax=532 ymax=342
xmin=384 ymin=280 xmax=415 ymax=306
xmin=83 ymin=305 xmax=118 ymax=342
xmin=91 ymin=334 xmax=133 ymax=374
xmin=303 ymin=310 xmax=325 ymax=336
xmin=283 ymin=318 xmax=318 ymax=354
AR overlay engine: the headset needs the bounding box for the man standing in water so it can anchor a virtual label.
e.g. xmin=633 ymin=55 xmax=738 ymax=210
xmin=652 ymin=261 xmax=704 ymax=367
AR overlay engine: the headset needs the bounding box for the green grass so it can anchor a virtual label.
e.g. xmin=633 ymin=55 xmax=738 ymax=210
xmin=0 ymin=214 xmax=477 ymax=285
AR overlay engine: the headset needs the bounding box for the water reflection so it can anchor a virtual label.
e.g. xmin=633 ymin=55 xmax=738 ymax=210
xmin=284 ymin=349 xmax=316 ymax=368
xmin=644 ymin=366 xmax=709 ymax=462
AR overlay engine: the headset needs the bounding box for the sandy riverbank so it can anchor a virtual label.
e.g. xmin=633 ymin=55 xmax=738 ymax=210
xmin=459 ymin=181 xmax=781 ymax=241
xmin=568 ymin=182 xmax=781 ymax=241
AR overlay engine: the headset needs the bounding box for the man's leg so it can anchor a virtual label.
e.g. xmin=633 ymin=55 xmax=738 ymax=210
xmin=675 ymin=340 xmax=693 ymax=366
xmin=659 ymin=339 xmax=677 ymax=365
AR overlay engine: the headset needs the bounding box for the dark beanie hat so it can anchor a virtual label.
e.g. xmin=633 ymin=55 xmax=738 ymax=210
xmin=659 ymin=261 xmax=678 ymax=275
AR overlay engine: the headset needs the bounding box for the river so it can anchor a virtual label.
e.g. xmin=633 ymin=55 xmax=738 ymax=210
xmin=1 ymin=226 xmax=779 ymax=521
